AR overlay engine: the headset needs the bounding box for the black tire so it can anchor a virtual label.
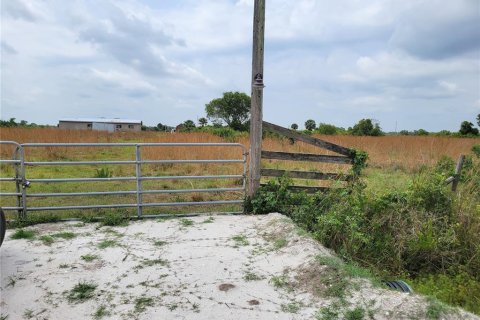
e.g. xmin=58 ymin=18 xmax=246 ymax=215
xmin=0 ymin=208 xmax=6 ymax=247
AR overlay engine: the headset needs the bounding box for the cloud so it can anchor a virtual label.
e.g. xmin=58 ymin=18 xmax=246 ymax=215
xmin=389 ymin=0 xmax=480 ymax=59
xmin=1 ymin=42 xmax=18 ymax=55
xmin=90 ymin=68 xmax=158 ymax=97
xmin=2 ymin=0 xmax=37 ymax=21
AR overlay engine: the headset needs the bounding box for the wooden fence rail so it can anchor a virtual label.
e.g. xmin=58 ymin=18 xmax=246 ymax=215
xmin=260 ymin=121 xmax=355 ymax=193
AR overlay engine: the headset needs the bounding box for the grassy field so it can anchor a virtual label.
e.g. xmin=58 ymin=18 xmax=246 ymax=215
xmin=1 ymin=127 xmax=478 ymax=220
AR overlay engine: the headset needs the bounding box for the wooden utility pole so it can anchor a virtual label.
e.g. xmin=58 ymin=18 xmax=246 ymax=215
xmin=248 ymin=0 xmax=266 ymax=197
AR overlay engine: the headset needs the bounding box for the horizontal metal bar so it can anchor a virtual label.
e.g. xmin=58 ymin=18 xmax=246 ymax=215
xmin=26 ymin=200 xmax=244 ymax=211
xmin=142 ymin=187 xmax=244 ymax=194
xmin=0 ymin=206 xmax=23 ymax=210
xmin=0 ymin=160 xmax=21 ymax=164
xmin=29 ymin=177 xmax=137 ymax=182
xmin=142 ymin=175 xmax=243 ymax=181
xmin=0 ymin=178 xmax=18 ymax=181
xmin=24 ymin=159 xmax=244 ymax=166
xmin=0 ymin=141 xmax=22 ymax=148
xmin=25 ymin=187 xmax=244 ymax=198
xmin=27 ymin=191 xmax=137 ymax=197
xmin=0 ymin=192 xmax=22 ymax=196
xmin=28 ymin=175 xmax=243 ymax=183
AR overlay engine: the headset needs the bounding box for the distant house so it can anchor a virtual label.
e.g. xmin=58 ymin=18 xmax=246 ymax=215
xmin=58 ymin=118 xmax=142 ymax=132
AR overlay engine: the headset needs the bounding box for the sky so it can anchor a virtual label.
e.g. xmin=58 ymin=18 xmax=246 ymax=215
xmin=1 ymin=0 xmax=479 ymax=132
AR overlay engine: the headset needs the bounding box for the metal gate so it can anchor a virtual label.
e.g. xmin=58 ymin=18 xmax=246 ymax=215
xmin=0 ymin=141 xmax=247 ymax=219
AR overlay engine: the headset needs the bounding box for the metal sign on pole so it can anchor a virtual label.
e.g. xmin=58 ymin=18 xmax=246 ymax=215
xmin=248 ymin=0 xmax=266 ymax=197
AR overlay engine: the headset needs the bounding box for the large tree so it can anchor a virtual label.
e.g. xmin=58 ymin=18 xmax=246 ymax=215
xmin=304 ymin=119 xmax=316 ymax=131
xmin=350 ymin=119 xmax=383 ymax=136
xmin=477 ymin=113 xmax=480 ymax=127
xmin=205 ymin=92 xmax=250 ymax=131
xmin=459 ymin=121 xmax=479 ymax=135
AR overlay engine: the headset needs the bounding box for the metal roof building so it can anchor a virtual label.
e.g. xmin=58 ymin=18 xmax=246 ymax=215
xmin=58 ymin=118 xmax=142 ymax=132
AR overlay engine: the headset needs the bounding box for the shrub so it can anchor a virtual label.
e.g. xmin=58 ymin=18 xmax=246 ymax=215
xmin=94 ymin=167 xmax=113 ymax=178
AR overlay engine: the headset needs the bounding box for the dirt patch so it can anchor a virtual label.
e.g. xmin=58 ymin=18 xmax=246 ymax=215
xmin=1 ymin=213 xmax=478 ymax=320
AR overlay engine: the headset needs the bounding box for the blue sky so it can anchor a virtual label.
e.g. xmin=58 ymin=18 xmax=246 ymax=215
xmin=1 ymin=0 xmax=479 ymax=131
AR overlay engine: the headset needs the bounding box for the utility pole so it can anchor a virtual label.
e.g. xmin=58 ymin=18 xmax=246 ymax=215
xmin=248 ymin=0 xmax=266 ymax=197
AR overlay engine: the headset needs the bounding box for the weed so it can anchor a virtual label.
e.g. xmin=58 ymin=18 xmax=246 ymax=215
xmin=202 ymin=217 xmax=215 ymax=223
xmin=102 ymin=228 xmax=123 ymax=237
xmin=97 ymin=239 xmax=119 ymax=249
xmin=134 ymin=296 xmax=154 ymax=313
xmin=6 ymin=276 xmax=16 ymax=288
xmin=167 ymin=303 xmax=178 ymax=311
xmin=179 ymin=218 xmax=194 ymax=227
xmin=8 ymin=213 xmax=60 ymax=228
xmin=94 ymin=167 xmax=113 ymax=178
xmin=153 ymin=240 xmax=167 ymax=247
xmin=232 ymin=234 xmax=249 ymax=247
xmin=425 ymin=297 xmax=451 ymax=319
xmin=67 ymin=281 xmax=97 ymax=303
xmin=39 ymin=235 xmax=55 ymax=245
xmin=10 ymin=229 xmax=35 ymax=240
xmin=345 ymin=307 xmax=365 ymax=320
xmin=243 ymin=271 xmax=263 ymax=281
xmin=0 ymin=314 xmax=8 ymax=320
xmin=281 ymin=302 xmax=300 ymax=313
xmin=81 ymin=254 xmax=99 ymax=262
xmin=59 ymin=263 xmax=69 ymax=269
xmin=140 ymin=258 xmax=169 ymax=267
xmin=316 ymin=305 xmax=339 ymax=320
xmin=93 ymin=305 xmax=110 ymax=319
xmin=52 ymin=232 xmax=76 ymax=239
xmin=273 ymin=238 xmax=288 ymax=250
xmin=101 ymin=212 xmax=128 ymax=227
xmin=23 ymin=309 xmax=34 ymax=319
xmin=270 ymin=275 xmax=289 ymax=288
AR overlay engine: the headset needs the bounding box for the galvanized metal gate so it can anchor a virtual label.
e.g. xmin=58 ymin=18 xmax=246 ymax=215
xmin=0 ymin=141 xmax=247 ymax=218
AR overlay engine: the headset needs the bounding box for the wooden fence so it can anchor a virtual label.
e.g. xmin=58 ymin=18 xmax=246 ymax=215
xmin=260 ymin=121 xmax=355 ymax=193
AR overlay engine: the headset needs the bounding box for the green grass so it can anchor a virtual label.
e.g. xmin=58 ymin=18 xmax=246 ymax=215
xmin=134 ymin=296 xmax=154 ymax=313
xmin=273 ymin=238 xmax=288 ymax=250
xmin=52 ymin=232 xmax=76 ymax=239
xmin=140 ymin=258 xmax=169 ymax=267
xmin=97 ymin=239 xmax=119 ymax=249
xmin=270 ymin=275 xmax=289 ymax=288
xmin=93 ymin=305 xmax=110 ymax=319
xmin=243 ymin=271 xmax=263 ymax=281
xmin=153 ymin=240 xmax=167 ymax=247
xmin=178 ymin=218 xmax=194 ymax=227
xmin=232 ymin=234 xmax=249 ymax=246
xmin=281 ymin=302 xmax=300 ymax=313
xmin=67 ymin=281 xmax=97 ymax=302
xmin=10 ymin=229 xmax=36 ymax=240
xmin=345 ymin=307 xmax=366 ymax=320
xmin=39 ymin=235 xmax=55 ymax=245
xmin=81 ymin=254 xmax=99 ymax=262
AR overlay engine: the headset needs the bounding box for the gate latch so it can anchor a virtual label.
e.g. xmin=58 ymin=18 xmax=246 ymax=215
xmin=22 ymin=180 xmax=31 ymax=189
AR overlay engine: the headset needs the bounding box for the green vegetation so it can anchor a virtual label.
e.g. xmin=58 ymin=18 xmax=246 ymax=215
xmin=205 ymin=91 xmax=251 ymax=131
xmin=179 ymin=218 xmax=194 ymax=227
xmin=93 ymin=305 xmax=110 ymax=319
xmin=10 ymin=229 xmax=36 ymax=240
xmin=52 ymin=231 xmax=76 ymax=239
xmin=231 ymin=234 xmax=249 ymax=247
xmin=281 ymin=302 xmax=301 ymax=313
xmin=100 ymin=211 xmax=129 ymax=227
xmin=246 ymin=153 xmax=480 ymax=314
xmin=134 ymin=296 xmax=155 ymax=313
xmin=81 ymin=254 xmax=99 ymax=262
xmin=39 ymin=235 xmax=55 ymax=245
xmin=97 ymin=239 xmax=119 ymax=249
xmin=270 ymin=275 xmax=289 ymax=288
xmin=67 ymin=281 xmax=97 ymax=303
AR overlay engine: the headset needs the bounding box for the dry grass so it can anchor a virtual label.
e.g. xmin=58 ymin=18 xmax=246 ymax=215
xmin=2 ymin=127 xmax=477 ymax=171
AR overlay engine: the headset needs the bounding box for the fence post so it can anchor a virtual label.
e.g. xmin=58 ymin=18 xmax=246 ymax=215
xmin=135 ymin=145 xmax=143 ymax=218
xmin=451 ymin=154 xmax=465 ymax=192
xmin=248 ymin=0 xmax=266 ymax=197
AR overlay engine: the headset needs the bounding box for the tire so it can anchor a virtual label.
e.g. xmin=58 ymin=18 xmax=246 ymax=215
xmin=0 ymin=208 xmax=6 ymax=247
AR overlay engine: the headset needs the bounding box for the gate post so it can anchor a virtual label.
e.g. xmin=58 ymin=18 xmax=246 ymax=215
xmin=135 ymin=145 xmax=143 ymax=218
xmin=248 ymin=0 xmax=266 ymax=197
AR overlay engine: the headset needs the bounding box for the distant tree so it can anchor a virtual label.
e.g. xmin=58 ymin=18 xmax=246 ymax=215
xmin=156 ymin=123 xmax=169 ymax=131
xmin=350 ymin=119 xmax=383 ymax=136
xmin=436 ymin=130 xmax=451 ymax=136
xmin=183 ymin=120 xmax=196 ymax=132
xmin=205 ymin=92 xmax=250 ymax=131
xmin=304 ymin=119 xmax=316 ymax=131
xmin=413 ymin=129 xmax=429 ymax=136
xmin=399 ymin=130 xmax=410 ymax=136
xmin=317 ymin=123 xmax=338 ymax=135
xmin=459 ymin=121 xmax=479 ymax=135
xmin=291 ymin=123 xmax=298 ymax=130
xmin=198 ymin=117 xmax=208 ymax=127
xmin=477 ymin=114 xmax=480 ymax=127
